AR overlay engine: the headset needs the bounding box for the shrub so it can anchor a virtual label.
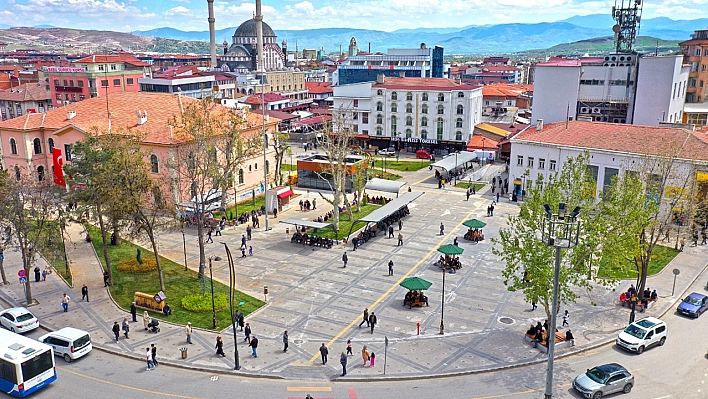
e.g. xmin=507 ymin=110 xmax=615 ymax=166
xmin=136 ymin=248 xmax=143 ymax=264
xmin=182 ymin=293 xmax=229 ymax=313
xmin=117 ymin=258 xmax=157 ymax=273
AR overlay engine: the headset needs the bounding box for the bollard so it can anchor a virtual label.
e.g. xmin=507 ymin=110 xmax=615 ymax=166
xmin=417 ymin=322 xmax=421 ymax=335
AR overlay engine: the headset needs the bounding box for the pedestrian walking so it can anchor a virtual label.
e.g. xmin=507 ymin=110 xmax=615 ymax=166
xmin=358 ymin=308 xmax=369 ymax=328
xmin=490 ymin=204 xmax=495 ymax=216
xmin=215 ymin=224 xmax=222 ymax=236
xmin=151 ymin=343 xmax=159 ymax=366
xmin=565 ymin=330 xmax=575 ymax=346
xmin=103 ymin=270 xmax=110 ymax=287
xmin=250 ymin=335 xmax=259 ymax=357
xmin=249 ymin=246 xmax=253 ymax=256
xmin=185 ymin=322 xmax=193 ymax=344
xmin=320 ymin=343 xmax=329 ymax=364
xmin=496 ymin=192 xmax=500 ymax=203
xmin=246 ymin=225 xmax=252 ymax=240
xmin=122 ymin=317 xmax=130 ymax=339
xmin=244 ymin=323 xmax=252 ymax=343
xmin=143 ymin=311 xmax=151 ymax=331
xmin=34 ymin=266 xmax=41 ymax=282
xmin=346 ymin=340 xmax=353 ymax=355
xmin=370 ymin=352 xmax=376 ymax=367
xmin=81 ymin=284 xmax=89 ymax=302
xmin=241 ymin=244 xmax=247 ymax=258
xmin=453 ymin=237 xmax=459 ymax=246
xmin=112 ymin=322 xmax=120 ymax=342
xmin=131 ymin=301 xmax=137 ymax=322
xmin=562 ymin=310 xmax=570 ymax=326
xmin=282 ymin=330 xmax=289 ymax=352
xmin=397 ymin=233 xmax=403 ymax=246
xmin=398 ymin=219 xmax=402 ymax=231
xmin=388 ymin=260 xmax=394 ymax=276
xmin=241 ymin=234 xmax=247 ymax=247
xmin=215 ymin=336 xmax=225 ymax=357
xmin=368 ymin=312 xmax=377 ymax=334
xmin=206 ymin=227 xmax=214 ymax=243
xmin=531 ymin=301 xmax=537 ymax=311
xmin=388 ymin=225 xmax=394 ymax=238
xmin=61 ymin=293 xmax=70 ymax=312
xmin=238 ymin=313 xmax=245 ymax=331
xmin=472 ymin=186 xmax=476 ymax=195
xmin=342 ymin=251 xmax=348 ymax=268
xmin=439 ymin=222 xmax=445 ymax=236
xmin=146 ymin=348 xmax=154 ymax=370
xmin=340 ymin=352 xmax=348 ymax=376
xmin=466 ymin=190 xmax=470 ymax=201
xmin=361 ymin=345 xmax=370 ymax=367
xmin=312 ymin=198 xmax=316 ymax=209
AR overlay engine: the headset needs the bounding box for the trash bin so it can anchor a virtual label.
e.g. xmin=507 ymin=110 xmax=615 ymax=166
xmin=180 ymin=347 xmax=188 ymax=359
xmin=286 ymin=227 xmax=290 ymax=234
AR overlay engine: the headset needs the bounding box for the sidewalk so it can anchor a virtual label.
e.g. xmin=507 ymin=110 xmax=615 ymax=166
xmin=1 ymin=173 xmax=707 ymax=381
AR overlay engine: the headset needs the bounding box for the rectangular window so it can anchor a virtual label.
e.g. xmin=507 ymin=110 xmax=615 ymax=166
xmin=538 ymin=158 xmax=545 ymax=169
xmin=113 ymin=79 xmax=121 ymax=86
xmin=353 ymin=112 xmax=358 ymax=120
xmin=101 ymin=80 xmax=108 ymax=87
xmin=362 ymin=113 xmax=369 ymax=124
xmin=527 ymin=157 xmax=534 ymax=168
xmin=78 ymin=80 xmax=84 ymax=88
xmin=98 ymin=65 xmax=104 ymax=71
xmin=64 ymin=144 xmax=72 ymax=161
xmin=56 ymin=93 xmax=62 ymax=100
xmin=110 ymin=64 xmax=117 ymax=70
xmin=549 ymin=160 xmax=557 ymax=171
xmin=54 ymin=79 xmax=60 ymax=86
xmin=63 ymin=80 xmax=68 ymax=86
xmin=517 ymin=155 xmax=523 ymax=166
xmin=126 ymin=78 xmax=134 ymax=85
xmin=353 ymin=99 xmax=359 ymax=107
xmin=603 ymin=167 xmax=619 ymax=194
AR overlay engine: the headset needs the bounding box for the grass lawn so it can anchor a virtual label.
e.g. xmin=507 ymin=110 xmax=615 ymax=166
xmin=367 ymin=169 xmax=402 ymax=180
xmin=373 ymin=158 xmax=431 ymax=172
xmin=280 ymin=164 xmax=297 ymax=172
xmin=86 ymin=225 xmax=265 ymax=330
xmin=218 ymin=195 xmax=266 ymax=220
xmin=310 ymin=203 xmax=380 ymax=240
xmin=597 ymin=245 xmax=681 ymax=279
xmin=455 ymin=182 xmax=486 ymax=191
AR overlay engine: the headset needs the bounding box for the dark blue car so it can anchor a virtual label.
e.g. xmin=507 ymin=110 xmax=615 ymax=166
xmin=677 ymin=292 xmax=708 ymax=318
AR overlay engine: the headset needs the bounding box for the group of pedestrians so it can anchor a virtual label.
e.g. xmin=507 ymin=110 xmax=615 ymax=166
xmin=358 ymin=308 xmax=378 ymax=334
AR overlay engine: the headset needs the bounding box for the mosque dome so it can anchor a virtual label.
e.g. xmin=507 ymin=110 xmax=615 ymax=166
xmin=234 ymin=19 xmax=276 ymax=38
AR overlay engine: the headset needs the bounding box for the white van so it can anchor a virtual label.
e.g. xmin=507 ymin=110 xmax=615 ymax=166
xmin=616 ymin=316 xmax=667 ymax=354
xmin=38 ymin=327 xmax=92 ymax=362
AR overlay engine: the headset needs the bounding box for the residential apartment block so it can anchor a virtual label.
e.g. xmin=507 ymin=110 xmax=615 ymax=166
xmin=680 ymin=27 xmax=708 ymax=127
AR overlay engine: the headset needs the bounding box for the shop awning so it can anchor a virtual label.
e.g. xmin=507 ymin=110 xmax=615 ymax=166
xmin=364 ymin=178 xmax=407 ymax=195
xmin=277 ymin=189 xmax=294 ymax=199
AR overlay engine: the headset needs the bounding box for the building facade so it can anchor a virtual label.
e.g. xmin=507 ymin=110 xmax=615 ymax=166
xmin=220 ymin=19 xmax=285 ymax=73
xmin=0 ymin=83 xmax=52 ymax=121
xmin=679 ymin=28 xmax=708 ymax=127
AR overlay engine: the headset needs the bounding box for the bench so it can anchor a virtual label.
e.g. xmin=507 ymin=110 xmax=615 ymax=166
xmin=134 ymin=291 xmax=166 ymax=313
xmin=525 ymin=331 xmax=569 ymax=353
xmin=407 ymin=298 xmax=429 ymax=308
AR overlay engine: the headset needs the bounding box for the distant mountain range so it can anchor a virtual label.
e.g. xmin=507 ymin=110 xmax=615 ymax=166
xmin=130 ymin=14 xmax=708 ymax=54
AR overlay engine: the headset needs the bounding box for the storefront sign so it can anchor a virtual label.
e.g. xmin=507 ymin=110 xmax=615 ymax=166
xmin=400 ymin=137 xmax=438 ymax=144
xmin=45 ymin=67 xmax=87 ymax=73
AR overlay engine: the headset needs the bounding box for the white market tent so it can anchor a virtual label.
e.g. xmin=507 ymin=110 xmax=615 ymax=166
xmin=430 ymin=151 xmax=478 ymax=173
xmin=364 ymin=178 xmax=407 ymax=197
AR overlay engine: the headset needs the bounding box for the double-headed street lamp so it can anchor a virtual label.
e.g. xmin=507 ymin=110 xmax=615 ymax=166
xmin=541 ymin=203 xmax=582 ymax=399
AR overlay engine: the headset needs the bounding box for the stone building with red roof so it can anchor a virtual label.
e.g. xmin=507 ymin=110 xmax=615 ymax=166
xmin=0 ymin=82 xmax=52 ymax=120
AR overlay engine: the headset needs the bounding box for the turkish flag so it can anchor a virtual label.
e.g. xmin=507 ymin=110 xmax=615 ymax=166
xmin=52 ymin=148 xmax=66 ymax=186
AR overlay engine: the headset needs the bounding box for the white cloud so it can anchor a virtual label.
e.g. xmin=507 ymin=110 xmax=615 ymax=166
xmin=165 ymin=6 xmax=191 ymax=16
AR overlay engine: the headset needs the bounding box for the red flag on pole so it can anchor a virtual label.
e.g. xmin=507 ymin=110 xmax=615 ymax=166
xmin=52 ymin=148 xmax=66 ymax=186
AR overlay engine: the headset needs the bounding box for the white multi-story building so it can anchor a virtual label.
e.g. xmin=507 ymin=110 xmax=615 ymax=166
xmin=532 ymin=54 xmax=689 ymax=126
xmin=332 ymin=76 xmax=483 ymax=152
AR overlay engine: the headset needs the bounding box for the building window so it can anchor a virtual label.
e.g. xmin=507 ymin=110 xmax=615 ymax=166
xmin=376 ymin=127 xmax=383 ymax=136
xmin=376 ymin=114 xmax=383 ymax=124
xmin=438 ymin=93 xmax=444 ymax=101
xmin=255 ymin=163 xmax=258 ymax=170
xmin=456 ymin=118 xmax=463 ymax=128
xmin=56 ymin=94 xmax=61 ymax=100
xmin=33 ymin=138 xmax=42 ymax=155
xmin=549 ymin=160 xmax=556 ymax=171
xmin=406 ymin=116 xmax=412 ymax=126
xmin=54 ymin=79 xmax=60 ymax=86
xmin=14 ymin=165 xmax=20 ymax=181
xmin=377 ymin=89 xmax=383 ymax=96
xmin=539 ymin=158 xmax=545 ymax=169
xmin=457 ymin=105 xmax=463 ymax=115
xmin=10 ymin=138 xmax=18 ymax=155
xmin=150 ymin=154 xmax=159 ymax=173
xmin=457 ymin=92 xmax=464 ymax=98
xmin=391 ymin=116 xmax=397 ymax=133
xmin=391 ymin=92 xmax=398 ymax=100
xmin=437 ymin=105 xmax=444 ymax=114
xmin=48 ymin=138 xmax=55 ymax=152
xmin=37 ymin=166 xmax=45 ymax=182
xmin=113 ymin=79 xmax=120 ymax=86
xmin=98 ymin=65 xmax=105 ymax=71
xmin=436 ymin=118 xmax=444 ymax=140
xmin=527 ymin=157 xmax=534 ymax=168
xmin=421 ymin=130 xmax=428 ymax=139
xmin=517 ymin=155 xmax=523 ymax=166
xmin=422 ymin=104 xmax=428 ymax=114
xmin=406 ymin=92 xmax=413 ymax=101
xmin=406 ymin=103 xmax=412 ymax=113
xmin=362 ymin=113 xmax=369 ymax=123
xmin=353 ymin=99 xmax=359 ymax=107
xmin=126 ymin=78 xmax=134 ymax=85
xmin=64 ymin=144 xmax=72 ymax=161
xmin=101 ymin=80 xmax=108 ymax=87
xmin=455 ymin=131 xmax=462 ymax=141
xmin=391 ymin=103 xmax=397 ymax=112
xmin=238 ymin=169 xmax=244 ymax=184
xmin=405 ymin=128 xmax=412 ymax=138
xmin=376 ymin=102 xmax=382 ymax=111
xmin=110 ymin=64 xmax=117 ymax=71
xmin=78 ymin=80 xmax=84 ymax=87
xmin=63 ymin=80 xmax=68 ymax=86
xmin=421 ymin=117 xmax=428 ymax=127
xmin=422 ymin=93 xmax=428 ymax=101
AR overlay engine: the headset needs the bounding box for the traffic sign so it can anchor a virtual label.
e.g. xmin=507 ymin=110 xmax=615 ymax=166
xmin=19 ymin=277 xmax=27 ymax=283
xmin=17 ymin=270 xmax=26 ymax=278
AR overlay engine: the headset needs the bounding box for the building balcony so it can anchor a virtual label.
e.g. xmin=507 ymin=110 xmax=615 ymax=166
xmin=55 ymin=86 xmax=83 ymax=93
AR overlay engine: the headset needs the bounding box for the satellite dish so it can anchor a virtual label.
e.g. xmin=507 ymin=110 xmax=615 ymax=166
xmin=612 ymin=24 xmax=621 ymax=33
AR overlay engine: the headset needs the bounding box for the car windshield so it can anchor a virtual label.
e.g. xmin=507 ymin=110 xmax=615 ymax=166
xmin=683 ymin=296 xmax=703 ymax=306
xmin=586 ymin=367 xmax=608 ymax=384
xmin=623 ymin=324 xmax=647 ymax=339
xmin=16 ymin=313 xmax=35 ymax=323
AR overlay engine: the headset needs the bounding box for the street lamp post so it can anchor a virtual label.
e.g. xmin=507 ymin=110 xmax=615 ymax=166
xmin=439 ymin=266 xmax=446 ymax=335
xmin=208 ymin=256 xmax=219 ymax=330
xmin=454 ymin=151 xmax=458 ymax=186
xmin=182 ymin=227 xmax=188 ymax=271
xmin=541 ymin=203 xmax=582 ymax=399
xmin=223 ymin=244 xmax=241 ymax=370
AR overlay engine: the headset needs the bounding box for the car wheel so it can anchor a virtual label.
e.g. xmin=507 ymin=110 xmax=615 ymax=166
xmin=10 ymin=327 xmax=14 ymax=333
xmin=623 ymin=384 xmax=632 ymax=394
xmin=659 ymin=337 xmax=666 ymax=346
xmin=637 ymin=346 xmax=644 ymax=354
xmin=63 ymin=354 xmax=72 ymax=363
xmin=592 ymin=391 xmax=603 ymax=399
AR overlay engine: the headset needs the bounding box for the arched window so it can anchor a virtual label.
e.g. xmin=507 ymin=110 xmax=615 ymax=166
xmin=437 ymin=93 xmax=444 ymax=101
xmin=406 ymin=92 xmax=413 ymax=101
xmin=422 ymin=93 xmax=428 ymax=101
xmin=421 ymin=130 xmax=428 ymax=139
xmin=405 ymin=128 xmax=412 ymax=138
xmin=254 ymin=163 xmax=258 ymax=170
xmin=457 ymin=105 xmax=464 ymax=115
xmin=391 ymin=103 xmax=397 ymax=112
xmin=37 ymin=166 xmax=45 ymax=182
xmin=14 ymin=165 xmax=20 ymax=181
xmin=376 ymin=114 xmax=383 ymax=124
xmin=456 ymin=118 xmax=463 ymax=128
xmin=391 ymin=116 xmax=397 ymax=134
xmin=437 ymin=105 xmax=444 ymax=115
xmin=10 ymin=138 xmax=17 ymax=155
xmin=376 ymin=102 xmax=383 ymax=111
xmin=421 ymin=117 xmax=428 ymax=127
xmin=238 ymin=169 xmax=244 ymax=184
xmin=437 ymin=118 xmax=444 ymax=140
xmin=391 ymin=92 xmax=398 ymax=100
xmin=405 ymin=116 xmax=412 ymax=126
xmin=48 ymin=138 xmax=55 ymax=152
xmin=33 ymin=138 xmax=42 ymax=155
xmin=421 ymin=104 xmax=428 ymax=114
xmin=456 ymin=131 xmax=463 ymax=141
xmin=377 ymin=89 xmax=383 ymax=96
xmin=249 ymin=165 xmax=252 ymax=172
xmin=150 ymin=154 xmax=159 ymax=173
xmin=376 ymin=127 xmax=383 ymax=136
xmin=405 ymin=103 xmax=412 ymax=113
xmin=457 ymin=92 xmax=465 ymax=98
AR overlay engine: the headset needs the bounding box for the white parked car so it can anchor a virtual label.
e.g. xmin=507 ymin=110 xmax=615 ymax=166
xmin=0 ymin=307 xmax=40 ymax=333
xmin=379 ymin=148 xmax=396 ymax=156
xmin=39 ymin=327 xmax=92 ymax=362
xmin=616 ymin=316 xmax=667 ymax=354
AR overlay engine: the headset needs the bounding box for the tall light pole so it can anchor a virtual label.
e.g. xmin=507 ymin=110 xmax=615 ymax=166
xmin=182 ymin=227 xmax=188 ymax=271
xmin=223 ymin=244 xmax=241 ymax=370
xmin=541 ymin=203 xmax=581 ymax=399
xmin=454 ymin=151 xmax=458 ymax=186
xmin=439 ymin=265 xmax=446 ymax=335
xmin=208 ymin=256 xmax=221 ymax=330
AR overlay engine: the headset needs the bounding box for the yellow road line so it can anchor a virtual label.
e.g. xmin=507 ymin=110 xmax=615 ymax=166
xmin=287 ymin=387 xmax=333 ymax=392
xmin=467 ymin=383 xmax=572 ymax=399
xmin=308 ymin=199 xmax=487 ymax=363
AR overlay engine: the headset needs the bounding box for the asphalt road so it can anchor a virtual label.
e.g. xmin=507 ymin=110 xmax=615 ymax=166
xmin=26 ymin=276 xmax=708 ymax=399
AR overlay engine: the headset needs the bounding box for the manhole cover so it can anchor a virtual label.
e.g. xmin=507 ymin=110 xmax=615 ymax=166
xmin=293 ymin=339 xmax=305 ymax=344
xmin=498 ymin=317 xmax=514 ymax=325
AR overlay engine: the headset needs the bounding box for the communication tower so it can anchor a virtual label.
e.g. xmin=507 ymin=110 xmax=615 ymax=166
xmin=612 ymin=0 xmax=643 ymax=53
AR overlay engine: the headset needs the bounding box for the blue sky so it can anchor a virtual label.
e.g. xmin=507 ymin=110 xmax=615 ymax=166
xmin=3 ymin=0 xmax=707 ymax=32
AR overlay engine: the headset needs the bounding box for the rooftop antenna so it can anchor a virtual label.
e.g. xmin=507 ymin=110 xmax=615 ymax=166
xmin=611 ymin=0 xmax=643 ymax=53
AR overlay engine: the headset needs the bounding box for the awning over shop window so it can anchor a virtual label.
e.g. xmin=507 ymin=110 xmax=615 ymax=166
xmin=277 ymin=189 xmax=294 ymax=199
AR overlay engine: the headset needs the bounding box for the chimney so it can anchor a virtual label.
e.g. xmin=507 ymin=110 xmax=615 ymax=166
xmin=67 ymin=111 xmax=76 ymax=120
xmin=536 ymin=119 xmax=544 ymax=131
xmin=137 ymin=110 xmax=148 ymax=125
xmin=399 ymin=72 xmax=405 ymax=78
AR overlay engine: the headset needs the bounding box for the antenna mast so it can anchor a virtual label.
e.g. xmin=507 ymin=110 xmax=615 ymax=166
xmin=612 ymin=0 xmax=643 ymax=53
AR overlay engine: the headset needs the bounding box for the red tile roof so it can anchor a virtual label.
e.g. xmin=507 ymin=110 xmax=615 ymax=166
xmin=482 ymin=84 xmax=533 ymax=98
xmin=0 ymin=83 xmax=51 ymax=102
xmin=513 ymin=121 xmax=708 ymax=162
xmin=374 ymin=77 xmax=478 ymax=91
xmin=293 ymin=115 xmax=332 ymax=126
xmin=0 ymin=92 xmax=269 ymax=146
xmin=305 ymin=81 xmax=333 ymax=94
xmin=74 ymin=53 xmax=150 ymax=67
xmin=243 ymin=92 xmax=291 ymax=105
xmin=467 ymin=134 xmax=499 ymax=150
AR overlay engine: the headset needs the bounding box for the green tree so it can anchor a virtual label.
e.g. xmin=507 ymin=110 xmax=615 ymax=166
xmin=270 ymin=129 xmax=290 ymax=186
xmin=492 ymin=153 xmax=607 ymax=320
